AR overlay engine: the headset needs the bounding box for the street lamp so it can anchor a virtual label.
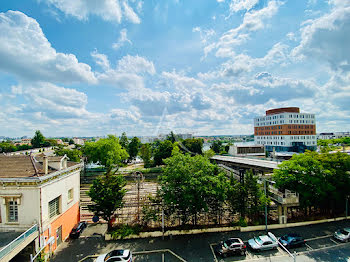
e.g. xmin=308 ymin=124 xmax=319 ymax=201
xmin=346 ymin=195 xmax=349 ymax=220
xmin=264 ymin=179 xmax=268 ymax=232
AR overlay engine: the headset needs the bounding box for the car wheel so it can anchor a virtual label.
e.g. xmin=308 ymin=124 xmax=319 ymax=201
xmin=222 ymin=253 xmax=227 ymax=258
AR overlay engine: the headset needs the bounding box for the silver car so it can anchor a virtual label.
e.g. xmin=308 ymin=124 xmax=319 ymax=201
xmin=333 ymin=228 xmax=350 ymax=242
xmin=248 ymin=232 xmax=278 ymax=251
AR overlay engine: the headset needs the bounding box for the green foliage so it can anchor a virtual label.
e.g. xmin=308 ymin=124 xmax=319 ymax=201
xmin=69 ymin=139 xmax=74 ymax=145
xmin=166 ymin=131 xmax=177 ymax=143
xmin=203 ymin=149 xmax=215 ymax=159
xmin=140 ymin=143 xmax=152 ymax=167
xmin=210 ymin=141 xmax=222 ymax=154
xmin=83 ymin=135 xmax=128 ymax=169
xmin=273 ymin=151 xmax=350 ymax=212
xmin=159 ymin=153 xmax=227 ymax=225
xmin=0 ymin=142 xmax=17 ymax=152
xmin=111 ymin=224 xmax=141 ymax=239
xmin=238 ymin=217 xmax=248 ymax=227
xmin=141 ymin=194 xmax=161 ymax=227
xmin=88 ymin=171 xmax=126 ymax=230
xmin=128 ymin=137 xmax=141 ymax=161
xmin=31 ymin=130 xmax=45 ymax=148
xmin=180 ymin=138 xmax=203 ymax=155
xmin=120 ymin=132 xmax=129 ymax=149
xmin=55 ymin=148 xmax=82 ymax=162
xmin=153 ymin=140 xmax=174 ymax=166
xmin=226 ymin=171 xmax=267 ymax=221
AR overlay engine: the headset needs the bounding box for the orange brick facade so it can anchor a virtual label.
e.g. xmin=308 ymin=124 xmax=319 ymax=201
xmin=254 ymin=124 xmax=316 ymax=136
xmin=42 ymin=201 xmax=80 ymax=251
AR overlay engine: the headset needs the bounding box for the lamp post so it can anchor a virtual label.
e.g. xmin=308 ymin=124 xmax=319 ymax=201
xmin=346 ymin=195 xmax=349 ymax=220
xmin=264 ymin=179 xmax=268 ymax=232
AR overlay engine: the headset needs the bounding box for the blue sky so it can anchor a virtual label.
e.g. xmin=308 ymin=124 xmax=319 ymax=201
xmin=0 ymin=0 xmax=349 ymax=137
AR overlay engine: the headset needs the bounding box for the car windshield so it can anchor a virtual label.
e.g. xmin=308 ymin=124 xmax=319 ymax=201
xmin=223 ymin=242 xmax=229 ymax=248
xmin=340 ymin=229 xmax=349 ymax=235
xmin=254 ymin=236 xmax=263 ymax=245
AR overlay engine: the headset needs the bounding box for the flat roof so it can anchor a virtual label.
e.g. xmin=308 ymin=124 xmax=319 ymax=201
xmin=0 ymin=231 xmax=25 ymax=250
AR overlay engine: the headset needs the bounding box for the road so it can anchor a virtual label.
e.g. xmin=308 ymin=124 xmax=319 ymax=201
xmin=51 ymin=220 xmax=350 ymax=262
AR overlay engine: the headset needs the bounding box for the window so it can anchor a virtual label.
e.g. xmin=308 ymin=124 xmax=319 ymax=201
xmin=49 ymin=196 xmax=60 ymax=218
xmin=7 ymin=200 xmax=18 ymax=222
xmin=68 ymin=188 xmax=73 ymax=202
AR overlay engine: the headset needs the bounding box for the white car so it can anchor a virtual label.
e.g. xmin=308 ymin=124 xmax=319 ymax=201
xmin=247 ymin=232 xmax=278 ymax=251
xmin=333 ymin=228 xmax=350 ymax=242
xmin=95 ymin=249 xmax=132 ymax=262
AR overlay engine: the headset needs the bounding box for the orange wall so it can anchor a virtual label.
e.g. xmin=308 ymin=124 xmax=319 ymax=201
xmin=42 ymin=201 xmax=80 ymax=251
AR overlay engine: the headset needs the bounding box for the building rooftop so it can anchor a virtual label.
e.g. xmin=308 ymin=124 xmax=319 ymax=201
xmin=0 ymin=231 xmax=25 ymax=250
xmin=266 ymin=107 xmax=300 ymax=116
xmin=0 ymin=154 xmax=78 ymax=178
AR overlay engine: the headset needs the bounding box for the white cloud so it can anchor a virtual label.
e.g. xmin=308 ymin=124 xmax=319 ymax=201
xmin=0 ymin=11 xmax=96 ymax=84
xmin=44 ymin=0 xmax=141 ymax=24
xmin=112 ymin=28 xmax=132 ymax=49
xmin=92 ymin=52 xmax=155 ymax=89
xmin=117 ymin=55 xmax=156 ymax=75
xmin=122 ymin=1 xmax=141 ymax=24
xmin=292 ymin=2 xmax=350 ymax=73
xmin=206 ymin=1 xmax=283 ymax=58
xmin=22 ymin=82 xmax=92 ymax=119
xmin=229 ymin=0 xmax=259 ymax=12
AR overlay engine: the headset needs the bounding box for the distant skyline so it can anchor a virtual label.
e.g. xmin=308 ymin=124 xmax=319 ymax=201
xmin=1 ymin=0 xmax=350 ymax=137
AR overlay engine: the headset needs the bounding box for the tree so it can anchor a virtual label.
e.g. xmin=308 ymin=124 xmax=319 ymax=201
xmin=153 ymin=140 xmax=173 ymax=166
xmin=140 ymin=143 xmax=152 ymax=167
xmin=31 ymin=130 xmax=45 ymax=148
xmin=55 ymin=148 xmax=82 ymax=162
xmin=128 ymin=137 xmax=141 ymax=161
xmin=210 ymin=140 xmax=222 ymax=154
xmin=69 ymin=139 xmax=74 ymax=145
xmin=159 ymin=153 xmax=228 ymax=225
xmin=273 ymin=151 xmax=350 ymax=213
xmin=166 ymin=131 xmax=177 ymax=143
xmin=83 ymin=135 xmax=129 ymax=170
xmin=120 ymin=132 xmax=129 ymax=149
xmin=204 ymin=149 xmax=215 ymax=159
xmin=88 ymin=171 xmax=126 ymax=231
xmin=180 ymin=138 xmax=203 ymax=155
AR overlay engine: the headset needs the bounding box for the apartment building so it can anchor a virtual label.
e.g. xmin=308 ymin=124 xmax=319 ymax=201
xmin=0 ymin=154 xmax=82 ymax=261
xmin=254 ymin=107 xmax=317 ymax=152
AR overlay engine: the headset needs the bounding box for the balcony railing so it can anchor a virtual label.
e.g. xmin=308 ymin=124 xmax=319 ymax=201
xmin=0 ymin=224 xmax=38 ymax=260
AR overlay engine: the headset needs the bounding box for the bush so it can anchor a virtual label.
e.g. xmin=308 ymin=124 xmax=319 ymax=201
xmin=111 ymin=224 xmax=141 ymax=239
xmin=238 ymin=217 xmax=248 ymax=227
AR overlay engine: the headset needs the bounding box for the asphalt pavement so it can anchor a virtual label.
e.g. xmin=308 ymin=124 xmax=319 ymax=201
xmin=51 ymin=220 xmax=350 ymax=262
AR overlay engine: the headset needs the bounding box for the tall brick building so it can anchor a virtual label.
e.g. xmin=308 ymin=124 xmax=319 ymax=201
xmin=254 ymin=107 xmax=317 ymax=152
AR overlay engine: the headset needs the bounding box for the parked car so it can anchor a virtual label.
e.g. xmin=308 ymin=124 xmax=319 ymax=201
xmin=69 ymin=221 xmax=87 ymax=239
xmin=96 ymin=249 xmax=132 ymax=262
xmin=333 ymin=228 xmax=350 ymax=242
xmin=247 ymin=232 xmax=278 ymax=251
xmin=278 ymin=233 xmax=306 ymax=248
xmin=215 ymin=238 xmax=246 ymax=257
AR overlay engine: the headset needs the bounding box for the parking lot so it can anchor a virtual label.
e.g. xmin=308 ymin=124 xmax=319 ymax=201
xmin=210 ymin=232 xmax=350 ymax=262
xmin=52 ymin=220 xmax=350 ymax=262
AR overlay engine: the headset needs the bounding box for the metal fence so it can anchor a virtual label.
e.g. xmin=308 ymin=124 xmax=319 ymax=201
xmin=0 ymin=224 xmax=38 ymax=260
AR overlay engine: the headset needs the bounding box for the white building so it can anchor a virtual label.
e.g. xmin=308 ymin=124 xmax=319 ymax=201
xmin=254 ymin=107 xmax=317 ymax=152
xmin=0 ymin=154 xmax=82 ymax=261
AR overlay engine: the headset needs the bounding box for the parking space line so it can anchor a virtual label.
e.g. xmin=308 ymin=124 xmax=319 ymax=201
xmin=329 ymin=238 xmax=339 ymax=245
xmin=209 ymin=243 xmax=218 ymax=262
xmin=305 ymin=234 xmax=332 ymax=241
xmin=305 ymin=243 xmax=313 ymax=250
xmin=246 ymin=251 xmax=253 ymax=260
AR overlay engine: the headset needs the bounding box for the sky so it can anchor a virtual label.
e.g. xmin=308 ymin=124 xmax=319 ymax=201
xmin=0 ymin=0 xmax=350 ymax=137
